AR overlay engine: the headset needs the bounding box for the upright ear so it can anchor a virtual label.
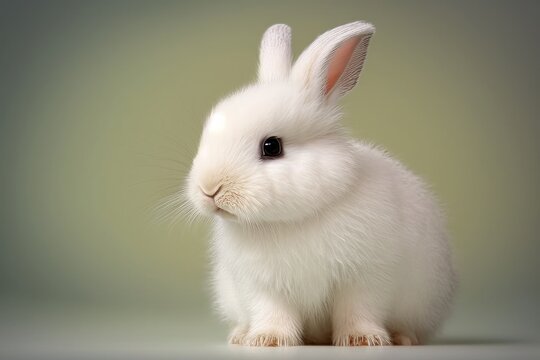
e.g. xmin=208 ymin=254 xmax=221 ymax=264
xmin=291 ymin=21 xmax=374 ymax=102
xmin=258 ymin=24 xmax=292 ymax=83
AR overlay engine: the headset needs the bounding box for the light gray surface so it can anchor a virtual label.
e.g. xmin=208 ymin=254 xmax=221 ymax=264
xmin=3 ymin=340 xmax=539 ymax=360
xmin=1 ymin=305 xmax=538 ymax=360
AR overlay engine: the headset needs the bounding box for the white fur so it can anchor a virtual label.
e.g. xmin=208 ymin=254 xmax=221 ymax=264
xmin=258 ymin=24 xmax=292 ymax=82
xmin=186 ymin=21 xmax=457 ymax=346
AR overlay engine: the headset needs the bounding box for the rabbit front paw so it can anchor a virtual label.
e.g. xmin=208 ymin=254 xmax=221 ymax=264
xmin=333 ymin=323 xmax=391 ymax=346
xmin=334 ymin=333 xmax=392 ymax=346
xmin=228 ymin=324 xmax=249 ymax=345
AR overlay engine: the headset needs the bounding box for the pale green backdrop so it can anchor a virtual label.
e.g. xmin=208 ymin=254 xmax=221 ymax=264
xmin=1 ymin=0 xmax=539 ymax=352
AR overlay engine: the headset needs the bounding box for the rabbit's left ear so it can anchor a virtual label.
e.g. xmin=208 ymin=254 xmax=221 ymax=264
xmin=292 ymin=22 xmax=374 ymax=103
xmin=258 ymin=24 xmax=292 ymax=83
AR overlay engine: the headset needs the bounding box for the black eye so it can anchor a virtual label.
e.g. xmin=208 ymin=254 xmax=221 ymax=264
xmin=261 ymin=136 xmax=282 ymax=158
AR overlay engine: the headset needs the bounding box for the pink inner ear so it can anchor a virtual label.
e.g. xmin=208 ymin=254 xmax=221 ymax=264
xmin=325 ymin=37 xmax=361 ymax=95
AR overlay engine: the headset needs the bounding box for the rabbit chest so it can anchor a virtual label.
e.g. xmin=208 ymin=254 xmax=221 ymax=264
xmin=215 ymin=220 xmax=336 ymax=311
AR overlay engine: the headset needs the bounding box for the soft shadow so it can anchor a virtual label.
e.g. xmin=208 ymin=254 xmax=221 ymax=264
xmin=429 ymin=337 xmax=526 ymax=345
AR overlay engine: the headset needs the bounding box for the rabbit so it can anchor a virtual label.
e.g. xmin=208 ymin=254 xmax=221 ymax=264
xmin=185 ymin=21 xmax=457 ymax=347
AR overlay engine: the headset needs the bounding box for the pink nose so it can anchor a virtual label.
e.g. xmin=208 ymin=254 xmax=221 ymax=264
xmin=200 ymin=185 xmax=222 ymax=199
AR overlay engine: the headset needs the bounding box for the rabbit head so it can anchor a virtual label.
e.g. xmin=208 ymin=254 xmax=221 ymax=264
xmin=188 ymin=22 xmax=375 ymax=224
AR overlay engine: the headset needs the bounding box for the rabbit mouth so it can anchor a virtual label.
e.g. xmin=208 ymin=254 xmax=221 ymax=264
xmin=215 ymin=206 xmax=236 ymax=219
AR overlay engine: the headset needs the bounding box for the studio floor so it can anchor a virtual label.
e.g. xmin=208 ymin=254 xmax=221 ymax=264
xmin=3 ymin=338 xmax=540 ymax=360
xmin=1 ymin=304 xmax=539 ymax=360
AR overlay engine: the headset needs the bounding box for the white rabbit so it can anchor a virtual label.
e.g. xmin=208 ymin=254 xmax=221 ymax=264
xmin=186 ymin=22 xmax=457 ymax=346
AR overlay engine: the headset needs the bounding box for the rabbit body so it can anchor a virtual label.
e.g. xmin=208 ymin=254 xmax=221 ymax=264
xmin=187 ymin=22 xmax=457 ymax=346
xmin=211 ymin=138 xmax=455 ymax=346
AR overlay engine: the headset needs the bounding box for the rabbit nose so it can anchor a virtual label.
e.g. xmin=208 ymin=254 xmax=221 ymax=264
xmin=200 ymin=184 xmax=222 ymax=199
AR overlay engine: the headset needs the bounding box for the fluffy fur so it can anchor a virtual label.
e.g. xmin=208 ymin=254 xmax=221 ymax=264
xmin=185 ymin=21 xmax=457 ymax=346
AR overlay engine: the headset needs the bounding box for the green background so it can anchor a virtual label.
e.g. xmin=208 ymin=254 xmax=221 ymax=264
xmin=1 ymin=0 xmax=539 ymax=348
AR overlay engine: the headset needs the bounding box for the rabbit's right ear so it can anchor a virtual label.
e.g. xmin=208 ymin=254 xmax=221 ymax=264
xmin=258 ymin=24 xmax=292 ymax=83
xmin=291 ymin=22 xmax=374 ymax=103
